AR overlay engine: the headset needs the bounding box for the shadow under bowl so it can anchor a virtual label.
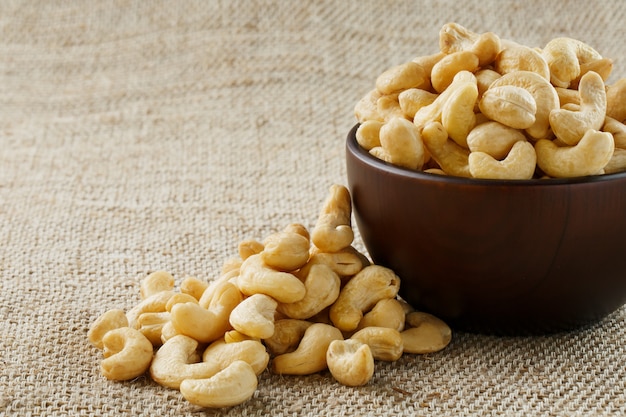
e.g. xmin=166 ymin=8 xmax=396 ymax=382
xmin=345 ymin=123 xmax=626 ymax=335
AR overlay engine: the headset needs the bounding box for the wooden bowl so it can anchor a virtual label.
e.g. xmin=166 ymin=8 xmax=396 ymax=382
xmin=345 ymin=124 xmax=626 ymax=334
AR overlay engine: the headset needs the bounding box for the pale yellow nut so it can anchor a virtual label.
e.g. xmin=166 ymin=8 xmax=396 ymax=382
xmin=479 ymin=85 xmax=537 ymax=130
xmin=375 ymin=61 xmax=428 ymax=95
xmin=221 ymin=257 xmax=243 ymax=275
xmin=494 ymin=44 xmax=550 ymax=80
xmin=431 ymin=50 xmax=480 ymax=93
xmin=101 ymin=327 xmax=153 ymax=381
xmin=202 ymin=339 xmax=269 ymax=376
xmin=350 ymin=326 xmax=404 ymax=362
xmin=369 ymin=146 xmax=392 ymax=164
xmin=198 ymin=272 xmax=239 ymax=308
xmin=466 ymin=121 xmax=527 ymax=160
xmin=401 ymin=312 xmax=452 ymax=354
xmin=549 ymin=71 xmax=607 ymax=145
xmin=308 ymin=246 xmax=365 ymax=279
xmin=469 ymin=140 xmax=537 ymax=180
xmin=150 ymin=335 xmax=221 ymax=389
xmin=439 ymin=22 xmax=501 ymax=66
xmin=180 ymin=361 xmax=258 ymax=409
xmin=88 ymin=309 xmax=129 ymax=350
xmin=355 ymin=120 xmax=383 ymax=151
xmin=229 ymin=293 xmax=277 ymax=340
xmin=603 ymin=116 xmax=626 ymax=149
xmin=326 ymin=339 xmax=374 ymax=387
xmin=311 ymin=184 xmax=354 ymax=253
xmin=555 ymin=87 xmax=581 ymax=108
xmin=261 ymin=229 xmax=310 ymax=272
xmin=421 ymin=120 xmax=471 ymax=178
xmin=377 ymin=94 xmax=405 ymax=122
xmin=355 ymin=298 xmax=406 ymax=332
xmin=160 ymin=320 xmax=179 ymax=344
xmin=606 ymin=78 xmax=626 ymax=123
xmin=224 ymin=330 xmax=257 ymax=343
xmin=329 ymin=265 xmax=401 ymax=332
xmin=126 ymin=290 xmax=175 ymax=329
xmin=398 ymin=88 xmax=438 ymax=120
xmin=604 ymin=148 xmax=626 ymax=174
xmin=571 ymin=58 xmax=613 ymax=89
xmin=277 ymin=263 xmax=341 ymax=320
xmin=264 ymin=319 xmax=313 ymax=356
xmin=354 ymin=88 xmax=384 ymax=123
xmin=271 ymin=323 xmax=343 ymax=375
xmin=441 ymin=81 xmax=478 ymax=148
xmin=475 ymin=69 xmax=502 ymax=99
xmin=411 ymin=51 xmax=445 ymax=76
xmin=542 ymin=37 xmax=603 ymax=88
xmin=236 ymin=254 xmax=306 ymax=303
xmin=165 ymin=293 xmax=198 ymax=312
xmin=179 ymin=276 xmax=209 ymax=301
xmin=140 ymin=270 xmax=175 ymax=300
xmin=136 ymin=311 xmax=171 ymax=347
xmin=535 ymin=129 xmax=615 ymax=178
xmin=379 ymin=117 xmax=427 ymax=170
xmin=238 ymin=239 xmax=265 ymax=261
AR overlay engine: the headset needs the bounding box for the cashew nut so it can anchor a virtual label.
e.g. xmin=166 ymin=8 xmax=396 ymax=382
xmin=126 ymin=290 xmax=175 ymax=329
xmin=202 ymin=339 xmax=269 ymax=375
xmin=469 ymin=140 xmax=537 ymax=180
xmin=354 ymin=88 xmax=383 ymax=123
xmin=140 ymin=271 xmax=175 ymax=299
xmin=350 ymin=326 xmax=404 ymax=362
xmin=88 ymin=309 xmax=129 ymax=350
xmin=549 ymin=71 xmax=607 ymax=145
xmin=236 ymin=254 xmax=306 ymax=303
xmin=355 ymin=298 xmax=406 ymax=332
xmin=271 ymin=323 xmax=343 ymax=375
xmin=494 ymin=44 xmax=550 ymax=80
xmin=375 ymin=61 xmax=429 ymax=95
xmin=398 ymin=88 xmax=438 ymax=120
xmin=431 ymin=50 xmax=480 ymax=93
xmin=466 ymin=121 xmax=527 ymax=160
xmin=479 ymin=84 xmax=537 ymax=130
xmin=571 ymin=57 xmax=613 ymax=89
xmin=421 ymin=120 xmax=471 ymax=178
xmin=308 ymin=246 xmax=365 ymax=279
xmin=603 ymin=116 xmax=626 ymax=149
xmin=179 ymin=361 xmax=258 ymax=408
xmin=101 ymin=327 xmax=154 ymax=381
xmin=179 ymin=276 xmax=208 ymax=301
xmin=401 ymin=311 xmax=452 ymax=354
xmin=329 ymin=265 xmax=401 ymax=332
xmin=379 ymin=117 xmax=427 ymax=170
xmin=261 ymin=227 xmax=310 ymax=272
xmin=311 ymin=184 xmax=354 ymax=253
xmin=238 ymin=239 xmax=265 ymax=261
xmin=229 ymin=293 xmax=277 ymax=339
xmin=439 ymin=22 xmax=501 ymax=66
xmin=535 ymin=129 xmax=615 ymax=178
xmin=441 ymin=80 xmax=478 ymax=147
xmin=326 ymin=339 xmax=374 ymax=387
xmin=604 ymin=148 xmax=626 ymax=174
xmin=263 ymin=319 xmax=313 ymax=356
xmin=542 ymin=37 xmax=603 ymax=88
xmin=606 ymin=78 xmax=626 ymax=123
xmin=355 ymin=120 xmax=383 ymax=151
xmin=377 ymin=93 xmax=405 ymax=122
xmin=475 ymin=68 xmax=501 ymax=99
xmin=136 ymin=311 xmax=171 ymax=346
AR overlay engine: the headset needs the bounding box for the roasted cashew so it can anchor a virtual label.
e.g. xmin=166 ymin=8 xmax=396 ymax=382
xmin=439 ymin=22 xmax=501 ymax=66
xmin=379 ymin=117 xmax=427 ymax=170
xmin=126 ymin=290 xmax=175 ymax=329
xmin=603 ymin=116 xmax=626 ymax=149
xmin=479 ymin=84 xmax=537 ymax=130
xmin=431 ymin=50 xmax=480 ymax=93
xmin=229 ymin=293 xmax=277 ymax=339
xmin=549 ymin=71 xmax=607 ymax=145
xmin=326 ymin=339 xmax=374 ymax=387
xmin=398 ymin=88 xmax=438 ymax=120
xmin=101 ymin=327 xmax=154 ymax=381
xmin=421 ymin=120 xmax=471 ymax=178
xmin=401 ymin=311 xmax=452 ymax=354
xmin=308 ymin=246 xmax=365 ymax=279
xmin=535 ymin=129 xmax=614 ymax=178
xmin=377 ymin=93 xmax=405 ymax=122
xmin=494 ymin=44 xmax=550 ymax=80
xmin=271 ymin=323 xmax=343 ymax=375
xmin=375 ymin=61 xmax=429 ymax=95
xmin=88 ymin=309 xmax=129 ymax=350
xmin=202 ymin=339 xmax=269 ymax=375
xmin=469 ymin=140 xmax=537 ymax=180
xmin=263 ymin=319 xmax=313 ymax=356
xmin=606 ymin=78 xmax=626 ymax=122
xmin=542 ymin=37 xmax=603 ymax=88
xmin=475 ymin=69 xmax=502 ymax=99
xmin=350 ymin=326 xmax=404 ymax=362
xmin=466 ymin=121 xmax=527 ymax=160
xmin=179 ymin=361 xmax=258 ymax=408
xmin=261 ymin=226 xmax=310 ymax=272
xmin=311 ymin=184 xmax=354 ymax=253
xmin=355 ymin=298 xmax=406 ymax=332
xmin=355 ymin=120 xmax=383 ymax=151
xmin=236 ymin=254 xmax=306 ymax=303
xmin=140 ymin=271 xmax=175 ymax=299
xmin=354 ymin=88 xmax=384 ymax=123
xmin=441 ymin=80 xmax=478 ymax=147
xmin=329 ymin=265 xmax=401 ymax=332
xmin=604 ymin=148 xmax=626 ymax=174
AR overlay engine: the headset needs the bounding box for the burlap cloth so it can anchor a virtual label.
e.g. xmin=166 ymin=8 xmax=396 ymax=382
xmin=2 ymin=1 xmax=626 ymax=415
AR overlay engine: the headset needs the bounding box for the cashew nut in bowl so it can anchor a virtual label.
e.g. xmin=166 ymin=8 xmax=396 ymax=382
xmin=535 ymin=129 xmax=615 ymax=178
xmin=604 ymin=148 xmax=626 ymax=174
xmin=430 ymin=50 xmax=480 ymax=93
xmin=326 ymin=339 xmax=375 ymax=387
xmin=311 ymin=184 xmax=354 ymax=253
xmin=421 ymin=120 xmax=471 ymax=178
xmin=355 ymin=120 xmax=383 ymax=151
xmin=179 ymin=360 xmax=258 ymax=408
xmin=441 ymin=80 xmax=478 ymax=148
xmin=469 ymin=140 xmax=537 ymax=180
xmin=466 ymin=121 xmax=527 ymax=160
xmin=542 ymin=37 xmax=603 ymax=88
xmin=375 ymin=61 xmax=429 ymax=95
xmin=603 ymin=116 xmax=626 ymax=149
xmin=398 ymin=88 xmax=437 ymax=120
xmin=606 ymin=78 xmax=626 ymax=123
xmin=479 ymin=84 xmax=537 ymax=130
xmin=494 ymin=44 xmax=550 ymax=80
xmin=354 ymin=88 xmax=383 ymax=124
xmin=88 ymin=309 xmax=129 ymax=350
xmin=549 ymin=71 xmax=607 ymax=145
xmin=378 ymin=117 xmax=427 ymax=170
xmin=439 ymin=22 xmax=501 ymax=67
xmin=570 ymin=57 xmax=613 ymax=89
xmin=100 ymin=327 xmax=154 ymax=381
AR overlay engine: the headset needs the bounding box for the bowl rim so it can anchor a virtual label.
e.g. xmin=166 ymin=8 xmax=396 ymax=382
xmin=347 ymin=123 xmax=626 ymax=186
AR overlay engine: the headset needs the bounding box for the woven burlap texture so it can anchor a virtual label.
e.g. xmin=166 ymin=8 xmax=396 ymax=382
xmin=2 ymin=1 xmax=626 ymax=416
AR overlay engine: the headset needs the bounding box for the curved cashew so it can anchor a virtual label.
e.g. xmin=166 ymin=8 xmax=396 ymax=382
xmin=355 ymin=298 xmax=406 ymax=332
xmin=263 ymin=319 xmax=313 ymax=356
xmin=412 ymin=51 xmax=445 ymax=76
xmin=329 ymin=265 xmax=401 ymax=332
xmin=439 ymin=22 xmax=501 ymax=66
xmin=535 ymin=129 xmax=614 ymax=178
xmin=469 ymin=140 xmax=537 ymax=180
xmin=271 ymin=323 xmax=343 ymax=375
xmin=326 ymin=339 xmax=374 ymax=387
xmin=351 ymin=326 xmax=404 ymax=362
xmin=570 ymin=57 xmax=613 ymax=89
xmin=354 ymin=88 xmax=384 ymax=123
xmin=421 ymin=120 xmax=471 ymax=178
xmin=379 ymin=117 xmax=427 ymax=170
xmin=261 ymin=228 xmax=310 ymax=272
xmin=355 ymin=120 xmax=383 ymax=151
xmin=542 ymin=37 xmax=603 ymax=88
xmin=604 ymin=148 xmax=626 ymax=174
xmin=229 ymin=293 xmax=277 ymax=339
xmin=179 ymin=361 xmax=258 ymax=408
xmin=277 ymin=263 xmax=341 ymax=320
xmin=549 ymin=71 xmax=606 ymax=145
xmin=431 ymin=50 xmax=480 ymax=93
xmin=398 ymin=88 xmax=438 ymax=120
xmin=238 ymin=239 xmax=265 ymax=261
xmin=375 ymin=61 xmax=429 ymax=95
xmin=487 ymin=70 xmax=559 ymax=139
xmin=606 ymin=78 xmax=626 ymax=123
xmin=140 ymin=271 xmax=175 ymax=299
xmin=475 ymin=68 xmax=502 ymax=99
xmin=479 ymin=84 xmax=537 ymax=130
xmin=401 ymin=311 xmax=452 ymax=354
xmin=101 ymin=327 xmax=154 ymax=381
xmin=466 ymin=121 xmax=527 ymax=160
xmin=88 ymin=309 xmax=129 ymax=350
xmin=166 ymin=293 xmax=198 ymax=312
xmin=603 ymin=116 xmax=626 ymax=149
xmin=555 ymin=86 xmax=581 ymax=108
xmin=494 ymin=44 xmax=550 ymax=80
xmin=180 ymin=276 xmax=208 ymax=301
xmin=236 ymin=254 xmax=306 ymax=303
xmin=202 ymin=339 xmax=269 ymax=376
xmin=126 ymin=290 xmax=174 ymax=329
xmin=377 ymin=94 xmax=404 ymax=122
xmin=308 ymin=246 xmax=365 ymax=279
xmin=311 ymin=184 xmax=354 ymax=253
xmin=136 ymin=311 xmax=171 ymax=346
xmin=441 ymin=81 xmax=478 ymax=147
xmin=160 ymin=320 xmax=179 ymax=344
xmin=149 ymin=335 xmax=220 ymax=389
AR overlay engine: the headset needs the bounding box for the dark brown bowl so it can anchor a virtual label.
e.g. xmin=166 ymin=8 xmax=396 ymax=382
xmin=346 ymin=123 xmax=626 ymax=335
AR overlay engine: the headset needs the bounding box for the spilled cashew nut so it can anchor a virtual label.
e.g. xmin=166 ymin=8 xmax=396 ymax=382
xmin=351 ymin=326 xmax=404 ymax=362
xmin=202 ymin=339 xmax=269 ymax=376
xmin=229 ymin=293 xmax=277 ymax=339
xmin=326 ymin=339 xmax=374 ymax=387
xmin=261 ymin=227 xmax=310 ymax=272
xmin=263 ymin=319 xmax=313 ymax=355
xmin=355 ymin=298 xmax=406 ymax=332
xmin=469 ymin=140 xmax=537 ymax=180
xmin=401 ymin=311 xmax=452 ymax=354
xmin=88 ymin=309 xmax=129 ymax=350
xmin=101 ymin=327 xmax=154 ymax=381
xmin=136 ymin=311 xmax=171 ymax=346
xmin=126 ymin=290 xmax=174 ymax=329
xmin=237 ymin=254 xmax=306 ymax=303
xmin=140 ymin=271 xmax=175 ymax=299
xmin=311 ymin=184 xmax=354 ymax=253
xmin=179 ymin=276 xmax=208 ymax=301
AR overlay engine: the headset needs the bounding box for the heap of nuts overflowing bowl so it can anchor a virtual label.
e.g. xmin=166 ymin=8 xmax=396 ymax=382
xmin=88 ymin=184 xmax=452 ymax=408
xmin=355 ymin=22 xmax=626 ymax=179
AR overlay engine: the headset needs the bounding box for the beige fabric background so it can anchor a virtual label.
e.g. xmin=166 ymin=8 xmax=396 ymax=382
xmin=2 ymin=0 xmax=626 ymax=415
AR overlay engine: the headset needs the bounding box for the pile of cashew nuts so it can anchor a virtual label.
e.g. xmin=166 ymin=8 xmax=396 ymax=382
xmin=355 ymin=22 xmax=626 ymax=179
xmin=88 ymin=184 xmax=452 ymax=408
